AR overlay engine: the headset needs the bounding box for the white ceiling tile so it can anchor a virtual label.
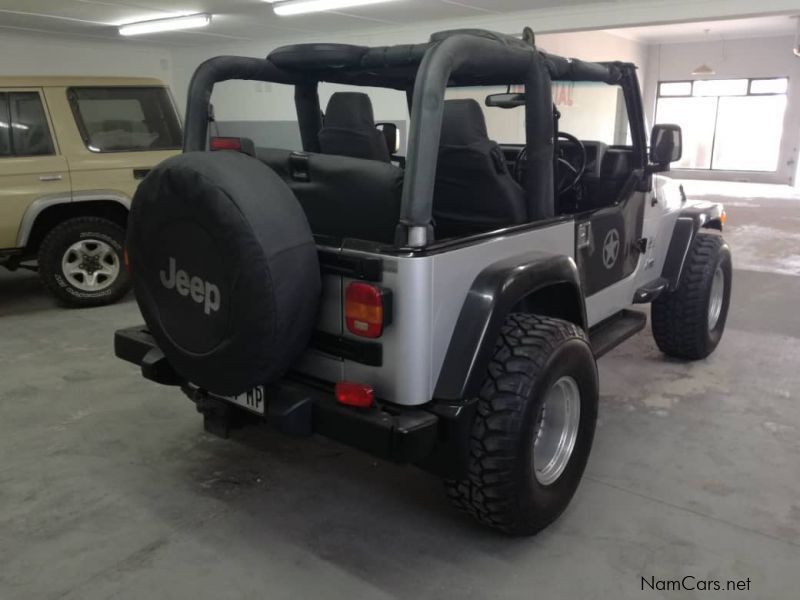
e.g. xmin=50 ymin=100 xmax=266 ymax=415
xmin=335 ymin=0 xmax=492 ymax=23
xmin=0 ymin=1 xmax=797 ymax=47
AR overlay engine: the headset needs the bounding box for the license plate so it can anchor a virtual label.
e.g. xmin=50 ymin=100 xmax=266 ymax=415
xmin=223 ymin=386 xmax=267 ymax=415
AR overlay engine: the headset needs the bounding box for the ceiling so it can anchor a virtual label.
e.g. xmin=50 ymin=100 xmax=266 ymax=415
xmin=609 ymin=15 xmax=799 ymax=43
xmin=0 ymin=0 xmax=605 ymax=46
xmin=1 ymin=1 xmax=797 ymax=47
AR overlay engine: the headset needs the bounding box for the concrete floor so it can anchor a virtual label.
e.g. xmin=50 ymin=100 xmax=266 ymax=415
xmin=1 ymin=183 xmax=799 ymax=599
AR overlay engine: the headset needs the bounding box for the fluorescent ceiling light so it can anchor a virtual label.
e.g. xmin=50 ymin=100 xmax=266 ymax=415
xmin=269 ymin=0 xmax=400 ymax=17
xmin=119 ymin=13 xmax=212 ymax=36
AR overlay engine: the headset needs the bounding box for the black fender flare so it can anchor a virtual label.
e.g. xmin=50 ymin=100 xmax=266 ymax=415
xmin=433 ymin=252 xmax=586 ymax=402
xmin=662 ymin=205 xmax=724 ymax=291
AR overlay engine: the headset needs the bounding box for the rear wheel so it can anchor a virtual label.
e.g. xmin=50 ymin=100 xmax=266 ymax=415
xmin=445 ymin=314 xmax=599 ymax=536
xmin=38 ymin=217 xmax=131 ymax=307
xmin=652 ymin=232 xmax=732 ymax=360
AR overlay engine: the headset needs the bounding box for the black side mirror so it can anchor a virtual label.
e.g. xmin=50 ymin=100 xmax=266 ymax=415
xmin=650 ymin=124 xmax=682 ymax=167
xmin=376 ymin=122 xmax=400 ymax=154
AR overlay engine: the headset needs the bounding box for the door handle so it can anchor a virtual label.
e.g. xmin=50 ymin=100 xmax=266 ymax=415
xmin=39 ymin=174 xmax=63 ymax=182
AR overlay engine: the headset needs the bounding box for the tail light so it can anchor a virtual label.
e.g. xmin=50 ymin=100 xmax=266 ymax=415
xmin=345 ymin=283 xmax=392 ymax=339
xmin=335 ymin=381 xmax=374 ymax=408
xmin=209 ymin=137 xmax=243 ymax=151
xmin=209 ymin=136 xmax=256 ymax=156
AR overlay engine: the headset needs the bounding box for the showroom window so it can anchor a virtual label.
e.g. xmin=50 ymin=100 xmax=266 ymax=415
xmin=655 ymin=77 xmax=789 ymax=172
xmin=68 ymin=86 xmax=183 ymax=152
xmin=0 ymin=91 xmax=55 ymax=157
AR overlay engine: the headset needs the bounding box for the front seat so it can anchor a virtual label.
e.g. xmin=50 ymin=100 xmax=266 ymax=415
xmin=433 ymin=99 xmax=527 ymax=238
xmin=319 ymin=92 xmax=391 ymax=162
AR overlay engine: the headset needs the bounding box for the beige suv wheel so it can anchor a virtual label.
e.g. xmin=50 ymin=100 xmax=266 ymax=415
xmin=38 ymin=217 xmax=132 ymax=307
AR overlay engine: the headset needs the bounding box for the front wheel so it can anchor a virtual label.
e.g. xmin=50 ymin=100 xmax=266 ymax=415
xmin=445 ymin=314 xmax=599 ymax=536
xmin=38 ymin=217 xmax=131 ymax=308
xmin=652 ymin=231 xmax=732 ymax=360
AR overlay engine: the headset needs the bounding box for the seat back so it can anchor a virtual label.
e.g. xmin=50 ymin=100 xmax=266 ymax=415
xmin=319 ymin=92 xmax=391 ymax=163
xmin=433 ymin=99 xmax=527 ymax=238
xmin=258 ymin=148 xmax=402 ymax=244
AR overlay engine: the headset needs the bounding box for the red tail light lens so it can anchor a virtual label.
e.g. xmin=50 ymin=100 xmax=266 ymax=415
xmin=345 ymin=283 xmax=390 ymax=338
xmin=335 ymin=381 xmax=374 ymax=408
xmin=209 ymin=137 xmax=242 ymax=151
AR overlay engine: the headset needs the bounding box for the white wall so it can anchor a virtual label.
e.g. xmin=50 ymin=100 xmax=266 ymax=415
xmin=643 ymin=36 xmax=800 ymax=185
xmin=0 ymin=31 xmax=174 ymax=84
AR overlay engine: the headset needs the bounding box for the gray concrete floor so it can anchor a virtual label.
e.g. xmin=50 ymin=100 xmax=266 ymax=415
xmin=1 ymin=184 xmax=799 ymax=599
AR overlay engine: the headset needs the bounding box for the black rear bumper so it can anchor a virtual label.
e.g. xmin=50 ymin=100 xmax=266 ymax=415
xmin=114 ymin=326 xmax=465 ymax=468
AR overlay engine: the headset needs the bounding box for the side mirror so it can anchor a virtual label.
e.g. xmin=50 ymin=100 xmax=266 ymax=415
xmin=376 ymin=122 xmax=400 ymax=154
xmin=650 ymin=124 xmax=682 ymax=167
xmin=485 ymin=93 xmax=526 ymax=109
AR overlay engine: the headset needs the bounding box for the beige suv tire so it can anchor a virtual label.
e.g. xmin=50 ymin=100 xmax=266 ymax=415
xmin=38 ymin=216 xmax=132 ymax=308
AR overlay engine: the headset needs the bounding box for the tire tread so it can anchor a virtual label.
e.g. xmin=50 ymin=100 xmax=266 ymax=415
xmin=445 ymin=313 xmax=588 ymax=534
xmin=652 ymin=232 xmax=727 ymax=359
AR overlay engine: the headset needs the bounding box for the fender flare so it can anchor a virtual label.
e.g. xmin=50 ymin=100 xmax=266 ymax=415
xmin=16 ymin=192 xmax=131 ymax=247
xmin=661 ymin=205 xmax=724 ymax=291
xmin=433 ymin=252 xmax=586 ymax=402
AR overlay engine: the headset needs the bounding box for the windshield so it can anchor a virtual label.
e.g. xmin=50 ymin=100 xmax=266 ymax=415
xmin=447 ymin=81 xmax=631 ymax=146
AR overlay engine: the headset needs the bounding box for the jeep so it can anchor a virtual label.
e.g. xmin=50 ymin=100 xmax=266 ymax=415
xmin=0 ymin=77 xmax=182 ymax=307
xmin=115 ymin=29 xmax=731 ymax=535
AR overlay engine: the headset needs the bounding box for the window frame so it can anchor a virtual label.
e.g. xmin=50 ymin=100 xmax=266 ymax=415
xmin=67 ymin=85 xmax=183 ymax=154
xmin=0 ymin=89 xmax=57 ymax=158
xmin=655 ymin=76 xmax=790 ymax=172
xmin=0 ymin=92 xmax=10 ymax=157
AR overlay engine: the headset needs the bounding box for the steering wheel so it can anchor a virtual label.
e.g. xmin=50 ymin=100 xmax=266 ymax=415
xmin=514 ymin=132 xmax=588 ymax=196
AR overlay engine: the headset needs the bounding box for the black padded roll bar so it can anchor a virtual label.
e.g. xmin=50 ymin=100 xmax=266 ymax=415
xmin=524 ymin=51 xmax=555 ymax=222
xmin=400 ymin=33 xmax=536 ymax=246
xmin=184 ymin=56 xmax=297 ymax=152
xmin=181 ymin=32 xmax=635 ymax=248
xmin=294 ymin=83 xmax=322 ymax=153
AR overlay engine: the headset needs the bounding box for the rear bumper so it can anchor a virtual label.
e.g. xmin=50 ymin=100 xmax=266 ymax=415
xmin=114 ymin=326 xmax=456 ymax=466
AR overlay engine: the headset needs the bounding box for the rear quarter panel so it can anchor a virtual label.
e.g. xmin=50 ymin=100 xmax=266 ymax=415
xmin=296 ymin=220 xmax=576 ymax=407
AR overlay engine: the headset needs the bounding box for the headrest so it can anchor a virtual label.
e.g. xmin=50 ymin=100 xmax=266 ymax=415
xmin=440 ymin=99 xmax=490 ymax=147
xmin=324 ymin=92 xmax=377 ymax=130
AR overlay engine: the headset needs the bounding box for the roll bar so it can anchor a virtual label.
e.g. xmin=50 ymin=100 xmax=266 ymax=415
xmin=181 ymin=30 xmax=635 ymax=248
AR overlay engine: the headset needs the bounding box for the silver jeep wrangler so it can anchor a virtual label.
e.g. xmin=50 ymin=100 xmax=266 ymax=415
xmin=115 ymin=28 xmax=731 ymax=536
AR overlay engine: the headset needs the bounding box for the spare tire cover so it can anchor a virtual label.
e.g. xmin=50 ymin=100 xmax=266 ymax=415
xmin=128 ymin=151 xmax=321 ymax=396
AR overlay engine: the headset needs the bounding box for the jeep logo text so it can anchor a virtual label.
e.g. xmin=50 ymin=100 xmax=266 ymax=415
xmin=160 ymin=257 xmax=221 ymax=315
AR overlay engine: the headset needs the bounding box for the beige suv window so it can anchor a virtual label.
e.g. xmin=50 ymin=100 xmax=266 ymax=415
xmin=67 ymin=86 xmax=182 ymax=153
xmin=0 ymin=91 xmax=55 ymax=157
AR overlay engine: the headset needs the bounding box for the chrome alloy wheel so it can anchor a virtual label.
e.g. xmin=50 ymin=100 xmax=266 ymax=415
xmin=61 ymin=239 xmax=120 ymax=292
xmin=533 ymin=376 xmax=581 ymax=486
xmin=708 ymin=265 xmax=725 ymax=331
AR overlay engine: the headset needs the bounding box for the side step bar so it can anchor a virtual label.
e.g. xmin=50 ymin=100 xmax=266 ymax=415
xmin=589 ymin=309 xmax=647 ymax=358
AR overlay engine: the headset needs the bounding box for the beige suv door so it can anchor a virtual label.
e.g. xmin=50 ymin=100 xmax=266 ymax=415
xmin=0 ymin=89 xmax=70 ymax=249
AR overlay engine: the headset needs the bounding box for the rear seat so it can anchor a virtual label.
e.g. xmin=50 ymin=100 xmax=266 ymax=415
xmin=257 ymin=148 xmax=403 ymax=245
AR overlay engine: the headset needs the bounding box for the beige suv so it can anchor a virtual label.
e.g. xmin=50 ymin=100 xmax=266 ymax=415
xmin=0 ymin=77 xmax=182 ymax=307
